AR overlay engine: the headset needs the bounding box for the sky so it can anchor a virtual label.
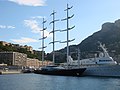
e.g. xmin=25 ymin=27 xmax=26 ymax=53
xmin=0 ymin=0 xmax=120 ymax=53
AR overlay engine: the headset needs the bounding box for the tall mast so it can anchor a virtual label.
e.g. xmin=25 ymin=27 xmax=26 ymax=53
xmin=39 ymin=18 xmax=47 ymax=66
xmin=98 ymin=41 xmax=110 ymax=57
xmin=49 ymin=10 xmax=59 ymax=64
xmin=77 ymin=46 xmax=80 ymax=68
xmin=61 ymin=4 xmax=75 ymax=68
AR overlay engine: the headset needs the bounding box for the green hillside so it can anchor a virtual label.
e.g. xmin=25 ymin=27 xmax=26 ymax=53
xmin=0 ymin=43 xmax=42 ymax=60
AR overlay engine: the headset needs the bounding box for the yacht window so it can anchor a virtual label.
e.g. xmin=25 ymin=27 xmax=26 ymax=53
xmin=99 ymin=60 xmax=112 ymax=62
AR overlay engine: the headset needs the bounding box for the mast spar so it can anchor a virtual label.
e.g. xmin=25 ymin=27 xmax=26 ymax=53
xmin=39 ymin=18 xmax=47 ymax=66
xmin=49 ymin=10 xmax=60 ymax=64
xmin=61 ymin=4 xmax=75 ymax=68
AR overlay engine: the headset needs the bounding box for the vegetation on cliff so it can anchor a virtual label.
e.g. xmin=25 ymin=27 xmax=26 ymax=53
xmin=0 ymin=43 xmax=42 ymax=60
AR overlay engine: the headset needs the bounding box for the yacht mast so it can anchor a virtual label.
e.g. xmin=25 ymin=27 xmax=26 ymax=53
xmin=49 ymin=10 xmax=60 ymax=64
xmin=39 ymin=18 xmax=47 ymax=66
xmin=77 ymin=47 xmax=80 ymax=68
xmin=61 ymin=4 xmax=75 ymax=68
xmin=98 ymin=41 xmax=110 ymax=57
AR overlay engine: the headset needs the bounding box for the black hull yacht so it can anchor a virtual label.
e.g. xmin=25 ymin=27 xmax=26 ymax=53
xmin=34 ymin=65 xmax=86 ymax=76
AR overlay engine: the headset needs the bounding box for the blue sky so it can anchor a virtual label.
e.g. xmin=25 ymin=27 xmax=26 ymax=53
xmin=0 ymin=0 xmax=120 ymax=53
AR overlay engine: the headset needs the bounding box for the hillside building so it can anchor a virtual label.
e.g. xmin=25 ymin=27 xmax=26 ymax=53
xmin=0 ymin=52 xmax=27 ymax=66
xmin=0 ymin=41 xmax=11 ymax=46
xmin=26 ymin=58 xmax=52 ymax=68
xmin=26 ymin=58 xmax=40 ymax=68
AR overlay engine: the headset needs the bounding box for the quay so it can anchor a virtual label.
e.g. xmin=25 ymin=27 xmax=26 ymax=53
xmin=0 ymin=70 xmax=22 ymax=75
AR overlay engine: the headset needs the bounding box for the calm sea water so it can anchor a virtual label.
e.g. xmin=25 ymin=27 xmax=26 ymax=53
xmin=0 ymin=74 xmax=120 ymax=90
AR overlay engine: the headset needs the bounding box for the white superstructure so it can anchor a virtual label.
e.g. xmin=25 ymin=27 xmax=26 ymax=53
xmin=67 ymin=42 xmax=120 ymax=77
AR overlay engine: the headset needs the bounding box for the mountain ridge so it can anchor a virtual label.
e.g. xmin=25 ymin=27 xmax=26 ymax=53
xmin=54 ymin=19 xmax=120 ymax=63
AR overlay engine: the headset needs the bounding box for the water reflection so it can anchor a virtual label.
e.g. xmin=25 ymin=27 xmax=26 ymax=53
xmin=0 ymin=74 xmax=120 ymax=90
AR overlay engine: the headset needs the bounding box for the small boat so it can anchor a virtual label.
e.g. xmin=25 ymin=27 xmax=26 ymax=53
xmin=0 ymin=71 xmax=2 ymax=75
xmin=21 ymin=68 xmax=34 ymax=73
xmin=34 ymin=65 xmax=86 ymax=76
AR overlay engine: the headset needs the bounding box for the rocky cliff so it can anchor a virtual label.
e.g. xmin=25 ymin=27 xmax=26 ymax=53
xmin=53 ymin=19 xmax=120 ymax=63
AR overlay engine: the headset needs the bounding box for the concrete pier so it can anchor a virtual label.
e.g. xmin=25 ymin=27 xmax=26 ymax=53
xmin=0 ymin=70 xmax=21 ymax=75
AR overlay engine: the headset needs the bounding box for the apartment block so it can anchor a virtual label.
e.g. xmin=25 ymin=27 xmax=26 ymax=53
xmin=38 ymin=60 xmax=53 ymax=67
xmin=26 ymin=58 xmax=52 ymax=68
xmin=26 ymin=58 xmax=40 ymax=68
xmin=0 ymin=52 xmax=27 ymax=66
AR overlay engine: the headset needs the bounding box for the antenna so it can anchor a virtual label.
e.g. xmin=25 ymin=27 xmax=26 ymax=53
xmin=98 ymin=41 xmax=110 ymax=57
xmin=77 ymin=46 xmax=80 ymax=68
xmin=49 ymin=10 xmax=60 ymax=64
xmin=61 ymin=4 xmax=75 ymax=68
xmin=39 ymin=18 xmax=47 ymax=66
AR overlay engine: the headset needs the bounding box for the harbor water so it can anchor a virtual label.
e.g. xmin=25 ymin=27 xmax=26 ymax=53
xmin=0 ymin=74 xmax=120 ymax=90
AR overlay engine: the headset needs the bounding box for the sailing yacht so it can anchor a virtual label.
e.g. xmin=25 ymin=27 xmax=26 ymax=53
xmin=34 ymin=4 xmax=86 ymax=76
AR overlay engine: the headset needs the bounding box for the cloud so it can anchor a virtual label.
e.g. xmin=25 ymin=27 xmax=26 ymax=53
xmin=8 ymin=0 xmax=46 ymax=6
xmin=7 ymin=26 xmax=15 ymax=29
xmin=31 ymin=16 xmax=43 ymax=19
xmin=24 ymin=19 xmax=51 ymax=38
xmin=11 ymin=37 xmax=39 ymax=44
xmin=0 ymin=25 xmax=15 ymax=29
xmin=0 ymin=25 xmax=6 ymax=29
xmin=24 ymin=19 xmax=41 ymax=33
